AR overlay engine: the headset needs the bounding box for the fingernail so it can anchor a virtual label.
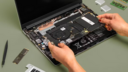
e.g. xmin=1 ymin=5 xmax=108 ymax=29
xmin=99 ymin=19 xmax=101 ymax=22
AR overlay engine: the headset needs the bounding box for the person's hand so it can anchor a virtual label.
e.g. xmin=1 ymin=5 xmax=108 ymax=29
xmin=98 ymin=13 xmax=128 ymax=36
xmin=48 ymin=42 xmax=86 ymax=72
xmin=48 ymin=42 xmax=76 ymax=65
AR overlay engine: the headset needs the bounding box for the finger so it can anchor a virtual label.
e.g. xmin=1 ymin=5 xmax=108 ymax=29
xmin=98 ymin=13 xmax=113 ymax=19
xmin=98 ymin=13 xmax=114 ymax=19
xmin=51 ymin=53 xmax=55 ymax=58
xmin=48 ymin=42 xmax=55 ymax=51
xmin=107 ymin=26 xmax=113 ymax=31
xmin=105 ymin=25 xmax=113 ymax=31
xmin=105 ymin=25 xmax=110 ymax=31
xmin=58 ymin=43 xmax=65 ymax=48
xmin=100 ymin=18 xmax=112 ymax=25
xmin=58 ymin=43 xmax=68 ymax=49
xmin=109 ymin=26 xmax=113 ymax=31
xmin=107 ymin=27 xmax=112 ymax=31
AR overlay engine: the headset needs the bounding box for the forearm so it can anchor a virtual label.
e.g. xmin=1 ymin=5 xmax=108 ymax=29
xmin=63 ymin=59 xmax=86 ymax=72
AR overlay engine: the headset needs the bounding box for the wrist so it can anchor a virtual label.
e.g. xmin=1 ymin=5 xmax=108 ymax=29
xmin=65 ymin=59 xmax=78 ymax=71
xmin=122 ymin=23 xmax=128 ymax=37
xmin=63 ymin=59 xmax=80 ymax=72
xmin=62 ymin=58 xmax=77 ymax=67
xmin=64 ymin=59 xmax=86 ymax=72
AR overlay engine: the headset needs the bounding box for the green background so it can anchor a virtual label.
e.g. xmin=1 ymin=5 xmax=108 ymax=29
xmin=0 ymin=0 xmax=128 ymax=72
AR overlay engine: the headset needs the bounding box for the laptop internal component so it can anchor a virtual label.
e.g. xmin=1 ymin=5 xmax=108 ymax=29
xmin=120 ymin=0 xmax=128 ymax=3
xmin=111 ymin=0 xmax=127 ymax=10
xmin=13 ymin=48 xmax=29 ymax=64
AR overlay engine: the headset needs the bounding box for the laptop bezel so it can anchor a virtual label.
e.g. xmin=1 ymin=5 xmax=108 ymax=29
xmin=14 ymin=0 xmax=82 ymax=29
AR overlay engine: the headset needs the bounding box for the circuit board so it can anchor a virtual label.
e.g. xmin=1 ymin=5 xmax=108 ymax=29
xmin=120 ymin=0 xmax=128 ymax=3
xmin=110 ymin=0 xmax=127 ymax=10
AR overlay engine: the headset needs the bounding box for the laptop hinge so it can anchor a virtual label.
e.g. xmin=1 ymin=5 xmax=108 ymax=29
xmin=26 ymin=3 xmax=81 ymax=29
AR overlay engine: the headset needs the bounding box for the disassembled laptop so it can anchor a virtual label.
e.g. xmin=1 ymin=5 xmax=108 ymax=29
xmin=20 ymin=4 xmax=116 ymax=65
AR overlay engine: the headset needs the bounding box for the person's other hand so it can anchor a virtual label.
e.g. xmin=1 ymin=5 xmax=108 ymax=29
xmin=48 ymin=42 xmax=76 ymax=65
xmin=48 ymin=42 xmax=86 ymax=72
xmin=98 ymin=13 xmax=128 ymax=36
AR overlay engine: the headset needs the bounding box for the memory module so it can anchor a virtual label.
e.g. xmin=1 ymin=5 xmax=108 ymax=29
xmin=110 ymin=0 xmax=127 ymax=10
xmin=120 ymin=0 xmax=128 ymax=3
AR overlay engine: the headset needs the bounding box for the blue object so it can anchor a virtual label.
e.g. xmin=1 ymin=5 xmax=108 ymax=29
xmin=41 ymin=43 xmax=44 ymax=45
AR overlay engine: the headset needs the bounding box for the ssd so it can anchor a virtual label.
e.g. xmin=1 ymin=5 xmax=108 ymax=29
xmin=13 ymin=48 xmax=29 ymax=64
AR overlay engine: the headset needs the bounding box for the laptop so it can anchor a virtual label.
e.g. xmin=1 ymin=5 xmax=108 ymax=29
xmin=15 ymin=0 xmax=116 ymax=65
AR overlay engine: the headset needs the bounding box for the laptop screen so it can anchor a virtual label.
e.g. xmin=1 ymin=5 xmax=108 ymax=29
xmin=15 ymin=0 xmax=81 ymax=25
